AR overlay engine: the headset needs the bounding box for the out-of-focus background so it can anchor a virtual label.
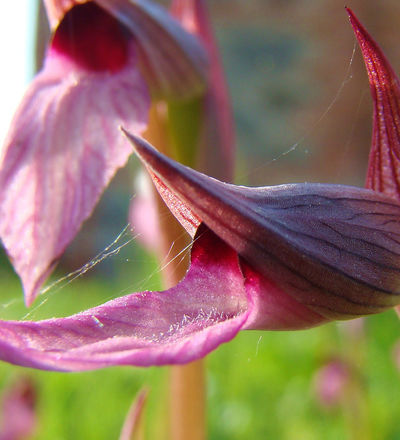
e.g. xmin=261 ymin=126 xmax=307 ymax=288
xmin=1 ymin=1 xmax=400 ymax=438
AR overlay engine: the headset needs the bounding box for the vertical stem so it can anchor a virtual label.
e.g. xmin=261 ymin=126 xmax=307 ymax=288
xmin=156 ymin=199 xmax=206 ymax=440
xmin=143 ymin=104 xmax=206 ymax=440
xmin=169 ymin=360 xmax=206 ymax=440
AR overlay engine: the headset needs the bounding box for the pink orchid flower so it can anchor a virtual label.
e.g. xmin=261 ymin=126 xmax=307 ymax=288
xmin=0 ymin=0 xmax=207 ymax=306
xmin=313 ymin=360 xmax=351 ymax=409
xmin=0 ymin=9 xmax=398 ymax=372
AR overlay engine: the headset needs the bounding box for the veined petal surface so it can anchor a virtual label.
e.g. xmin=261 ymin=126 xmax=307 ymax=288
xmin=0 ymin=227 xmax=248 ymax=371
xmin=0 ymin=44 xmax=150 ymax=306
xmin=126 ymin=133 xmax=400 ymax=320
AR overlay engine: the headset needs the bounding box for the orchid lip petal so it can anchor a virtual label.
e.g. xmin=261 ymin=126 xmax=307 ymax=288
xmin=347 ymin=8 xmax=400 ymax=202
xmin=125 ymin=132 xmax=400 ymax=319
xmin=0 ymin=227 xmax=249 ymax=371
xmin=0 ymin=44 xmax=150 ymax=306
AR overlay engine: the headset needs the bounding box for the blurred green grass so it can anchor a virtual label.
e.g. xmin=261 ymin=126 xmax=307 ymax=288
xmin=0 ymin=251 xmax=399 ymax=439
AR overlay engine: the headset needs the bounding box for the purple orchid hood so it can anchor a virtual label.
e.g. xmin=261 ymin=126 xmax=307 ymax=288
xmin=0 ymin=9 xmax=398 ymax=372
xmin=0 ymin=0 xmax=207 ymax=306
xmin=126 ymin=134 xmax=400 ymax=321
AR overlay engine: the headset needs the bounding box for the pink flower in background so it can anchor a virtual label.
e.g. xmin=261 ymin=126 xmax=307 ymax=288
xmin=0 ymin=0 xmax=206 ymax=306
xmin=313 ymin=360 xmax=350 ymax=408
xmin=0 ymin=378 xmax=37 ymax=440
xmin=0 ymin=8 xmax=398 ymax=372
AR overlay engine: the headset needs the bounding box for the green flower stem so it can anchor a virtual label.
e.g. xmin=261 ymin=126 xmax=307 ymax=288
xmin=144 ymin=103 xmax=206 ymax=440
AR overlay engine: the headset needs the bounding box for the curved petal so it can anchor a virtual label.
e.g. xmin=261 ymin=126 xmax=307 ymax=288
xmin=347 ymin=8 xmax=400 ymax=202
xmin=0 ymin=45 xmax=150 ymax=306
xmin=0 ymin=227 xmax=249 ymax=371
xmin=125 ymin=133 xmax=400 ymax=319
xmin=97 ymin=0 xmax=208 ymax=100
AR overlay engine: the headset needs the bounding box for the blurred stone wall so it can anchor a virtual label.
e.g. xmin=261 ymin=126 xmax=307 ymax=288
xmin=208 ymin=0 xmax=400 ymax=187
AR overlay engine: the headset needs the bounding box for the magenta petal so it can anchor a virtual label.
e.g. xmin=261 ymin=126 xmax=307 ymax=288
xmin=0 ymin=227 xmax=248 ymax=371
xmin=0 ymin=45 xmax=150 ymax=306
xmin=125 ymin=134 xmax=400 ymax=319
xmin=347 ymin=8 xmax=400 ymax=201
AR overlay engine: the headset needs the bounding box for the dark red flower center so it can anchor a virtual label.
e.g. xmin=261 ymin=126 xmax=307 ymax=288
xmin=51 ymin=2 xmax=130 ymax=72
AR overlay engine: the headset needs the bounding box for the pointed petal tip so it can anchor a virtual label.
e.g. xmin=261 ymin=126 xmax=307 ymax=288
xmin=345 ymin=7 xmax=367 ymax=38
xmin=122 ymin=128 xmax=172 ymax=175
xmin=24 ymin=295 xmax=35 ymax=309
xmin=344 ymin=6 xmax=354 ymax=18
xmin=21 ymin=267 xmax=53 ymax=308
xmin=121 ymin=128 xmax=156 ymax=164
xmin=347 ymin=4 xmax=400 ymax=201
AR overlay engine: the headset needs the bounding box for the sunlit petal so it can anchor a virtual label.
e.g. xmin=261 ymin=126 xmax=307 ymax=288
xmin=0 ymin=44 xmax=150 ymax=306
